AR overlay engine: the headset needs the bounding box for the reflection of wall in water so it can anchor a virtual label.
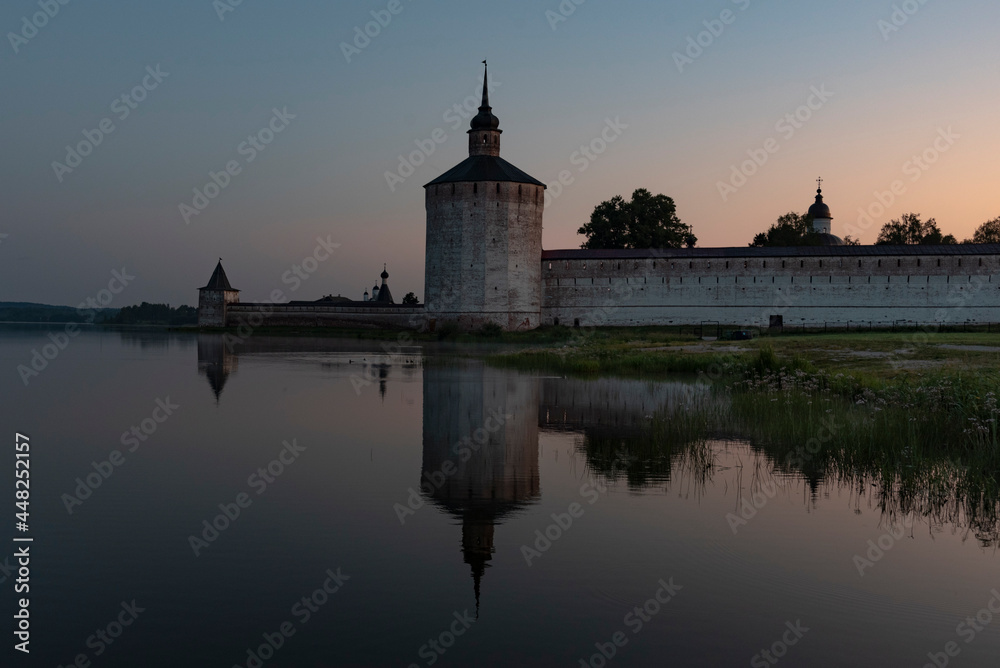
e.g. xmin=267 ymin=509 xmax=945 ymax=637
xmin=540 ymin=377 xmax=713 ymax=487
xmin=118 ymin=331 xmax=197 ymax=351
xmin=421 ymin=364 xmax=540 ymax=612
xmin=540 ymin=377 xmax=703 ymax=436
xmin=197 ymin=335 xmax=238 ymax=401
xmin=195 ymin=334 xmax=420 ymax=402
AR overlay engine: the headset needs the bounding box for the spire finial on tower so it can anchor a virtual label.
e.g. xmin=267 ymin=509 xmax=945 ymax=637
xmin=481 ymin=60 xmax=489 ymax=108
xmin=816 ymin=176 xmax=823 ymax=194
xmin=468 ymin=62 xmax=501 ymax=155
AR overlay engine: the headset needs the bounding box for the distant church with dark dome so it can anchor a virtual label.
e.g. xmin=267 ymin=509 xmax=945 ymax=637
xmin=806 ymin=182 xmax=843 ymax=246
xmin=199 ymin=65 xmax=1000 ymax=331
xmin=364 ymin=265 xmax=394 ymax=304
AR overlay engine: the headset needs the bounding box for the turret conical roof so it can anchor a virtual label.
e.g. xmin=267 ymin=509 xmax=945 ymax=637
xmin=200 ymin=260 xmax=238 ymax=291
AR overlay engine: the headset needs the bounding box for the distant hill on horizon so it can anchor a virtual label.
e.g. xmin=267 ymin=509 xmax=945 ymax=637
xmin=2 ymin=301 xmax=85 ymax=309
xmin=0 ymin=301 xmax=118 ymax=323
xmin=0 ymin=301 xmax=198 ymax=325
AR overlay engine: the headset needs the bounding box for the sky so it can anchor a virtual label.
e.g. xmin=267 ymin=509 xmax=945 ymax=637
xmin=3 ymin=0 xmax=1000 ymax=306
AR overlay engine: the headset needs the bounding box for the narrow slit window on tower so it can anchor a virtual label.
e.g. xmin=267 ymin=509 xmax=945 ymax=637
xmin=496 ymin=183 xmax=500 ymax=194
xmin=858 ymin=260 xmax=862 ymax=268
xmin=979 ymin=258 xmax=983 ymax=267
xmin=917 ymin=259 xmax=921 ymax=267
xmin=473 ymin=183 xmax=478 ymax=194
xmin=959 ymin=259 xmax=963 ymax=267
xmin=483 ymin=134 xmax=488 ymax=144
xmin=897 ymin=259 xmax=901 ymax=267
xmin=800 ymin=261 xmax=804 ymax=268
xmin=878 ymin=259 xmax=882 ymax=267
xmin=451 ymin=184 xmax=455 ymax=195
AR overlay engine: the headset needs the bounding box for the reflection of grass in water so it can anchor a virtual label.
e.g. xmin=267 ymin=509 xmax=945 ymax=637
xmin=725 ymin=370 xmax=1000 ymax=545
xmin=579 ymin=350 xmax=1000 ymax=545
xmin=581 ymin=405 xmax=718 ymax=490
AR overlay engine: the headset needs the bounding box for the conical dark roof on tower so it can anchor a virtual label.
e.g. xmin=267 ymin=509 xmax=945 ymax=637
xmin=200 ymin=260 xmax=238 ymax=291
xmin=425 ymin=156 xmax=544 ymax=187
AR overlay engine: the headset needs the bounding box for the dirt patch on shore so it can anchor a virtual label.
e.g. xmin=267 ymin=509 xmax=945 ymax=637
xmin=638 ymin=344 xmax=751 ymax=354
xmin=939 ymin=344 xmax=1000 ymax=353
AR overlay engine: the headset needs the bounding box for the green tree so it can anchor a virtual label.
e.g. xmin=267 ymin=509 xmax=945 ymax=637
xmin=750 ymin=212 xmax=813 ymax=247
xmin=875 ymin=213 xmax=955 ymax=245
xmin=402 ymin=292 xmax=419 ymax=305
xmin=108 ymin=302 xmax=197 ymax=325
xmin=969 ymin=217 xmax=1000 ymax=244
xmin=578 ymin=189 xmax=696 ymax=250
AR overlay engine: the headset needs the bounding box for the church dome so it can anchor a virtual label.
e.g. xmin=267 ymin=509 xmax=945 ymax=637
xmin=381 ymin=266 xmax=389 ymax=280
xmin=808 ymin=188 xmax=832 ymax=220
xmin=813 ymin=233 xmax=844 ymax=246
xmin=470 ymin=107 xmax=500 ymax=131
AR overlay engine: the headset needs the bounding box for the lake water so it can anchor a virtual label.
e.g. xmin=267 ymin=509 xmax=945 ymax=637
xmin=2 ymin=326 xmax=999 ymax=667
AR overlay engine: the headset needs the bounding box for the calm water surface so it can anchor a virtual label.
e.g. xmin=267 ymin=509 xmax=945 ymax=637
xmin=2 ymin=326 xmax=998 ymax=667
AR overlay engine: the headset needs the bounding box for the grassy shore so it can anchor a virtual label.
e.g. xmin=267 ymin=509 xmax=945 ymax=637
xmin=499 ymin=328 xmax=1000 ymax=539
xmin=487 ymin=327 xmax=1000 ymax=378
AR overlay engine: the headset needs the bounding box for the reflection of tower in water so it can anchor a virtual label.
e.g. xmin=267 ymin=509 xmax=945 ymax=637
xmin=421 ymin=364 xmax=540 ymax=615
xmin=197 ymin=335 xmax=238 ymax=401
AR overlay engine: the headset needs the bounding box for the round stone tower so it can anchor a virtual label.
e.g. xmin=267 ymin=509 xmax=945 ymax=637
xmin=423 ymin=63 xmax=546 ymax=331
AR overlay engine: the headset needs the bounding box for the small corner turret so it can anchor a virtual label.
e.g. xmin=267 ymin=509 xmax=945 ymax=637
xmin=197 ymin=259 xmax=240 ymax=327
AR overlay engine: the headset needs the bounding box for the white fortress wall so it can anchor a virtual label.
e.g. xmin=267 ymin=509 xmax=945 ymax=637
xmin=540 ymin=248 xmax=1000 ymax=327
